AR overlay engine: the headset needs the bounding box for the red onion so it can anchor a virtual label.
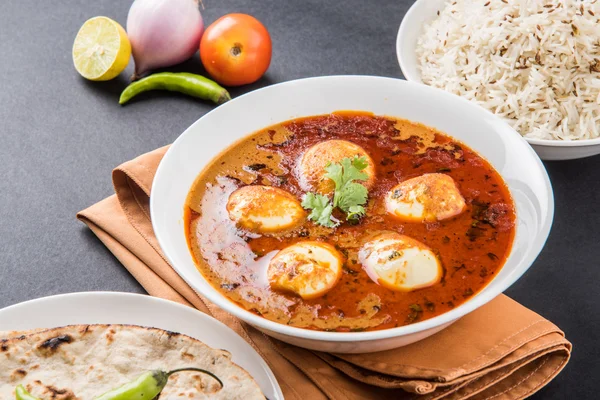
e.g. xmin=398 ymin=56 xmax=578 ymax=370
xmin=127 ymin=0 xmax=204 ymax=79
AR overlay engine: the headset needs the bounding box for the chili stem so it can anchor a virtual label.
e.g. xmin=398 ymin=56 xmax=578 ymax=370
xmin=166 ymin=367 xmax=223 ymax=388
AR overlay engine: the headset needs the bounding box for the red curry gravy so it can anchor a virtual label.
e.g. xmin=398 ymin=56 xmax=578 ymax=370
xmin=185 ymin=112 xmax=515 ymax=332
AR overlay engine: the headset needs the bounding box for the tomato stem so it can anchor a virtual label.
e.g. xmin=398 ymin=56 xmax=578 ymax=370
xmin=230 ymin=43 xmax=243 ymax=56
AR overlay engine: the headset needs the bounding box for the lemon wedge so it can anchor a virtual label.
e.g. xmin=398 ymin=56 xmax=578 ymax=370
xmin=72 ymin=17 xmax=131 ymax=81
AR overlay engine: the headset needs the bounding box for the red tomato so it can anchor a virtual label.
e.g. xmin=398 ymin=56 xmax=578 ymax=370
xmin=200 ymin=14 xmax=272 ymax=87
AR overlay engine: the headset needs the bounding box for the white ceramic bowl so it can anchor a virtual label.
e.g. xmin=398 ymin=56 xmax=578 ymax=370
xmin=151 ymin=76 xmax=553 ymax=353
xmin=396 ymin=0 xmax=600 ymax=161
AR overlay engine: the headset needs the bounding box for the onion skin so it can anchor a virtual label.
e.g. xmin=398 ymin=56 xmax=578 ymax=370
xmin=127 ymin=0 xmax=204 ymax=79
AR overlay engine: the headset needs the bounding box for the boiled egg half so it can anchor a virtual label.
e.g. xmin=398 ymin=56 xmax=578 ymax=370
xmin=227 ymin=185 xmax=305 ymax=234
xmin=359 ymin=232 xmax=441 ymax=291
xmin=267 ymin=241 xmax=342 ymax=299
xmin=385 ymin=173 xmax=466 ymax=222
xmin=298 ymin=139 xmax=376 ymax=194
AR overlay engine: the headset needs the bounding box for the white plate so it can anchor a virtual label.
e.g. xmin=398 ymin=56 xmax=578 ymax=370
xmin=0 ymin=291 xmax=283 ymax=400
xmin=396 ymin=0 xmax=600 ymax=160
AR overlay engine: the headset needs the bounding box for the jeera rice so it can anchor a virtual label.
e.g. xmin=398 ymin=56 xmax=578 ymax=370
xmin=416 ymin=0 xmax=600 ymax=141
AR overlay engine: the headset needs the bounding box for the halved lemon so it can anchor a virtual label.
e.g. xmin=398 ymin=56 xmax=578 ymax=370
xmin=72 ymin=17 xmax=131 ymax=81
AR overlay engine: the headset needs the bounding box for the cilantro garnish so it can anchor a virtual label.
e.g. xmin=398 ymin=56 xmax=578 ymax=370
xmin=301 ymin=192 xmax=338 ymax=228
xmin=302 ymin=156 xmax=369 ymax=227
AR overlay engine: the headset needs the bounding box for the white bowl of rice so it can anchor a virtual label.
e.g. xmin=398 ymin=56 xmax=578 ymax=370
xmin=397 ymin=0 xmax=600 ymax=160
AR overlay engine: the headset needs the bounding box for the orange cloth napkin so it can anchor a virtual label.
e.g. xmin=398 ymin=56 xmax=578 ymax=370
xmin=77 ymin=146 xmax=571 ymax=400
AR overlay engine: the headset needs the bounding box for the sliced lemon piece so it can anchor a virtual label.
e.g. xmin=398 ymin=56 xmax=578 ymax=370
xmin=72 ymin=16 xmax=131 ymax=81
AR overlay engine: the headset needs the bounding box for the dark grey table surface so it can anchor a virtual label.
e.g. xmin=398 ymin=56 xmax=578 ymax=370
xmin=1 ymin=0 xmax=598 ymax=398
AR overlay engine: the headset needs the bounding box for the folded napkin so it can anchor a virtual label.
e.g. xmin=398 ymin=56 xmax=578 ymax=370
xmin=77 ymin=146 xmax=571 ymax=400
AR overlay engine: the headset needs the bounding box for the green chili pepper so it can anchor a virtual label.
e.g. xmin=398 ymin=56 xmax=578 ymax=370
xmin=93 ymin=367 xmax=223 ymax=400
xmin=119 ymin=72 xmax=231 ymax=105
xmin=15 ymin=385 xmax=40 ymax=400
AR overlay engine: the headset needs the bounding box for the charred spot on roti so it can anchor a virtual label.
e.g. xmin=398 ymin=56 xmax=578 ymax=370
xmin=220 ymin=349 xmax=232 ymax=358
xmin=78 ymin=325 xmax=91 ymax=335
xmin=1 ymin=342 xmax=8 ymax=352
xmin=9 ymin=368 xmax=27 ymax=382
xmin=181 ymin=351 xmax=195 ymax=360
xmin=191 ymin=374 xmax=221 ymax=393
xmin=38 ymin=335 xmax=73 ymax=354
xmin=165 ymin=329 xmax=181 ymax=337
xmin=41 ymin=385 xmax=75 ymax=400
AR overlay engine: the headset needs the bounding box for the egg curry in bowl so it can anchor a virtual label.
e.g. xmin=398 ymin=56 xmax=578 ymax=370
xmin=185 ymin=112 xmax=515 ymax=332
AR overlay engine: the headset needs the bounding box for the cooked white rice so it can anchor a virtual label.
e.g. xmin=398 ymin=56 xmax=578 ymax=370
xmin=416 ymin=0 xmax=600 ymax=140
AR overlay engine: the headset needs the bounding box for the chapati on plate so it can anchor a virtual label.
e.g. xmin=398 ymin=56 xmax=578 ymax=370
xmin=0 ymin=324 xmax=264 ymax=399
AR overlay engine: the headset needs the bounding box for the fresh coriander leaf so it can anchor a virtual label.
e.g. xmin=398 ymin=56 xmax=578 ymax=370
xmin=301 ymin=192 xmax=328 ymax=210
xmin=303 ymin=156 xmax=370 ymax=228
xmin=301 ymin=192 xmax=338 ymax=228
xmin=315 ymin=203 xmax=337 ymax=227
xmin=351 ymin=155 xmax=369 ymax=171
xmin=347 ymin=205 xmax=365 ymax=223
xmin=325 ymin=156 xmax=368 ymax=189
xmin=337 ymin=182 xmax=368 ymax=212
xmin=338 ymin=156 xmax=368 ymax=185
xmin=347 ymin=204 xmax=365 ymax=215
xmin=327 ymin=156 xmax=369 ymax=208
xmin=323 ymin=162 xmax=344 ymax=189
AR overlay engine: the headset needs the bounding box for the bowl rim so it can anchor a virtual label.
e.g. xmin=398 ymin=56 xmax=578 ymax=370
xmin=151 ymin=75 xmax=554 ymax=342
xmin=396 ymin=0 xmax=600 ymax=148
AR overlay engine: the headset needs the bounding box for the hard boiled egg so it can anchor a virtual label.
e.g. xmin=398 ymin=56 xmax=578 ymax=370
xmin=359 ymin=232 xmax=441 ymax=291
xmin=385 ymin=173 xmax=466 ymax=222
xmin=267 ymin=241 xmax=342 ymax=299
xmin=227 ymin=185 xmax=305 ymax=234
xmin=298 ymin=140 xmax=376 ymax=194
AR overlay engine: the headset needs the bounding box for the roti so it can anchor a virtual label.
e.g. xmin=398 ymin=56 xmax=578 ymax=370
xmin=0 ymin=324 xmax=265 ymax=399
